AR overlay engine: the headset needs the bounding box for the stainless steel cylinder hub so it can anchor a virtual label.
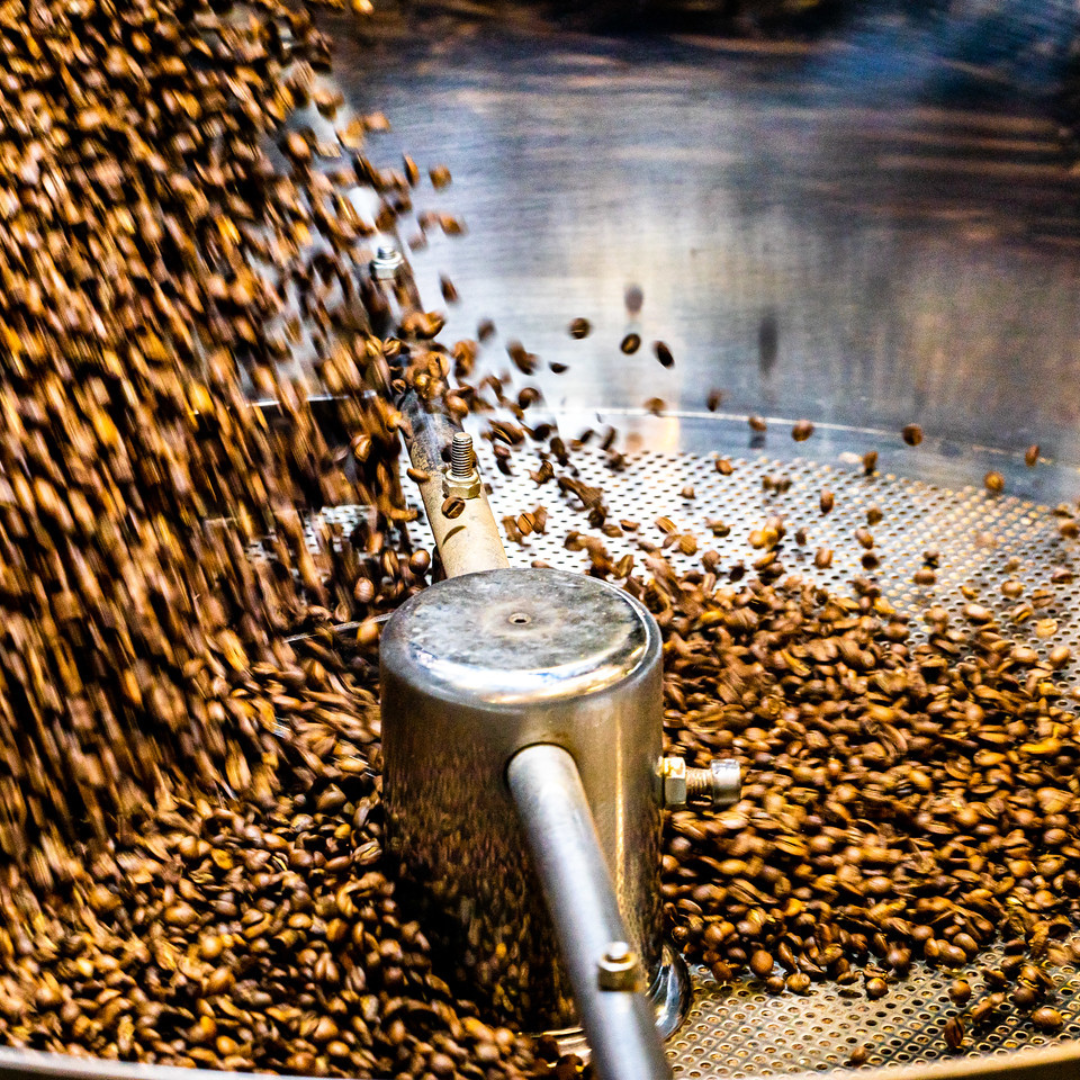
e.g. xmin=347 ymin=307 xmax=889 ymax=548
xmin=380 ymin=567 xmax=687 ymax=1037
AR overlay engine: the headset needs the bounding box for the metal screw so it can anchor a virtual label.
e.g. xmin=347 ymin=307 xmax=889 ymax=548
xmin=688 ymin=758 xmax=741 ymax=809
xmin=450 ymin=432 xmax=474 ymax=478
xmin=370 ymin=243 xmax=404 ymax=282
xmin=443 ymin=431 xmax=481 ymax=499
xmin=661 ymin=757 xmax=741 ymax=809
xmin=597 ymin=941 xmax=644 ymax=992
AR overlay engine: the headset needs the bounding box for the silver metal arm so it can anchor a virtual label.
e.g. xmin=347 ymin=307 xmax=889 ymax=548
xmin=506 ymin=744 xmax=674 ymax=1080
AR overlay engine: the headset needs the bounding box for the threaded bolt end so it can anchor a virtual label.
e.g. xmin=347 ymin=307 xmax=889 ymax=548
xmin=450 ymin=432 xmax=474 ymax=477
xmin=685 ymin=759 xmax=741 ymax=809
xmin=685 ymin=769 xmax=713 ymax=802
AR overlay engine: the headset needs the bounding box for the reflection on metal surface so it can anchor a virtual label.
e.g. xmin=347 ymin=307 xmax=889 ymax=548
xmin=317 ymin=16 xmax=1080 ymax=469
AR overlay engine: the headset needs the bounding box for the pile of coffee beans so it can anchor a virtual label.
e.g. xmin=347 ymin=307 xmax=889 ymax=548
xmin=652 ymin=566 xmax=1079 ymax=1049
xmin=0 ymin=0 xmax=537 ymax=1076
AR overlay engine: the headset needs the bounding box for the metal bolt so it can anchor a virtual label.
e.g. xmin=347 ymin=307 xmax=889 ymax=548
xmin=370 ymin=243 xmax=404 ymax=282
xmin=687 ymin=758 xmax=741 ymax=809
xmin=450 ymin=432 xmax=474 ymax=478
xmin=661 ymin=756 xmax=741 ymax=810
xmin=443 ymin=431 xmax=481 ymax=499
xmin=597 ymin=941 xmax=644 ymax=992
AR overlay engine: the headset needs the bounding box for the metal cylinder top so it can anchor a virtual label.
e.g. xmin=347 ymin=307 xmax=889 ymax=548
xmin=380 ymin=568 xmax=651 ymax=706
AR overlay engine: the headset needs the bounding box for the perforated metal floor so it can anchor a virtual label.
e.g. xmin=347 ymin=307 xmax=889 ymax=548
xmin=291 ymin=442 xmax=1080 ymax=1075
xmin=477 ymin=443 xmax=1080 ymax=1075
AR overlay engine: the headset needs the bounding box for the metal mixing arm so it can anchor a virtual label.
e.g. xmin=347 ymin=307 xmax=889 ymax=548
xmin=508 ymin=744 xmax=674 ymax=1080
xmin=397 ymin=391 xmax=509 ymax=578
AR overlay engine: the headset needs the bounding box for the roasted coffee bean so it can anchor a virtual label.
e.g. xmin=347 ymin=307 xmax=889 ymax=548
xmin=863 ymin=450 xmax=878 ymax=475
xmin=1031 ymin=1007 xmax=1064 ymax=1032
xmin=1025 ymin=444 xmax=1040 ymax=467
xmin=902 ymin=423 xmax=923 ymax=446
xmin=820 ymin=490 xmax=835 ymax=514
xmin=625 ymin=284 xmax=644 ymax=314
xmin=985 ymin=471 xmax=1005 ymax=494
xmin=748 ymin=415 xmax=767 ymax=432
xmin=848 ymin=1045 xmax=870 ymax=1066
xmin=569 ymin=318 xmax=591 ymax=339
xmin=442 ymin=496 xmax=466 ymax=519
xmin=791 ymin=420 xmax=814 ymax=442
xmin=750 ymin=949 xmax=774 ymax=978
xmin=654 ymin=341 xmax=675 ymax=368
xmin=707 ymin=389 xmax=724 ymax=412
xmin=440 ymin=275 xmax=460 ymax=303
xmin=949 ymin=980 xmax=972 ymax=1004
xmin=620 ymin=333 xmax=642 ymax=355
xmin=943 ymin=1016 xmax=965 ymax=1051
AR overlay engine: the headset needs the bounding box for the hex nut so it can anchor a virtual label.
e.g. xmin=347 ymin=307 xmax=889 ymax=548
xmin=597 ymin=942 xmax=645 ymax=992
xmin=661 ymin=757 xmax=688 ymax=809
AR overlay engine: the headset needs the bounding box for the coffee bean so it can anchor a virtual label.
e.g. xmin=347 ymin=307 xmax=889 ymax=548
xmin=440 ymin=276 xmax=460 ymax=303
xmin=569 ymin=318 xmax=591 ymax=340
xmin=1025 ymin=444 xmax=1039 ymax=467
xmin=620 ymin=333 xmax=641 ymax=355
xmin=943 ymin=1016 xmax=965 ymax=1051
xmin=1031 ymin=1007 xmax=1064 ymax=1033
xmin=902 ymin=423 xmax=923 ymax=446
xmin=750 ymin=949 xmax=774 ymax=978
xmin=654 ymin=341 xmax=675 ymax=368
xmin=985 ymin=471 xmax=1005 ymax=494
xmin=792 ymin=420 xmax=814 ymax=442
